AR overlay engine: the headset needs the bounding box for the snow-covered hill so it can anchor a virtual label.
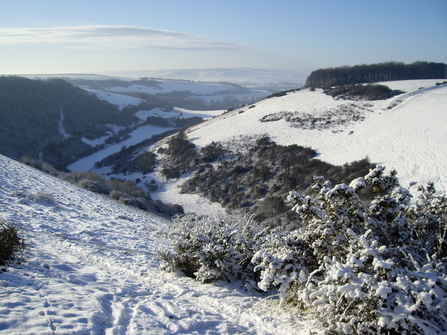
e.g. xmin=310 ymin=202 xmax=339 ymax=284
xmin=67 ymin=107 xmax=225 ymax=172
xmin=21 ymin=73 xmax=272 ymax=106
xmin=0 ymin=154 xmax=313 ymax=334
xmin=97 ymin=68 xmax=307 ymax=86
xmin=143 ymin=80 xmax=447 ymax=213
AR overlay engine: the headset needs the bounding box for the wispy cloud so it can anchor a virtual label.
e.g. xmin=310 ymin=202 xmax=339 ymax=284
xmin=0 ymin=25 xmax=244 ymax=50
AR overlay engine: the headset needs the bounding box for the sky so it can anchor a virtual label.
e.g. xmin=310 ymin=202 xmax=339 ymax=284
xmin=0 ymin=0 xmax=446 ymax=81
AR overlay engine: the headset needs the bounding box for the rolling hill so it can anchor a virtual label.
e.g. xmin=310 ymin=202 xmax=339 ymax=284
xmin=0 ymin=75 xmax=277 ymax=171
xmin=84 ymin=79 xmax=447 ymax=217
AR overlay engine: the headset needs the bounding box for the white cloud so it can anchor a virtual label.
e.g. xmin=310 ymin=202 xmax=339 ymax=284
xmin=0 ymin=25 xmax=244 ymax=50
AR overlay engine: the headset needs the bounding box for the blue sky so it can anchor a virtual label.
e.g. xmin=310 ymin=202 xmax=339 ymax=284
xmin=1 ymin=0 xmax=446 ymax=79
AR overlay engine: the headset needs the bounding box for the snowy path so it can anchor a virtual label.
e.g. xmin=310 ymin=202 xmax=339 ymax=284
xmin=0 ymin=155 xmax=311 ymax=334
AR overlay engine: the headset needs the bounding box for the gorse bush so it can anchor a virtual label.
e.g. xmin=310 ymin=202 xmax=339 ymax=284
xmin=0 ymin=219 xmax=25 ymax=265
xmin=160 ymin=215 xmax=270 ymax=289
xmin=163 ymin=166 xmax=447 ymax=334
xmin=160 ymin=131 xmax=198 ymax=179
xmin=255 ymin=166 xmax=447 ymax=334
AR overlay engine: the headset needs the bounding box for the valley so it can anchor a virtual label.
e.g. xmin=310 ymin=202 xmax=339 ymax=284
xmin=1 ymin=67 xmax=447 ymax=334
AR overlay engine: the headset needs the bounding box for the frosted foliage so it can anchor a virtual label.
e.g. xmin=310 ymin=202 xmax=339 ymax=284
xmin=160 ymin=215 xmax=268 ymax=288
xmin=253 ymin=166 xmax=447 ymax=334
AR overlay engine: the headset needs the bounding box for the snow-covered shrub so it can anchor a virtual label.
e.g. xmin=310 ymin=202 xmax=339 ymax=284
xmin=252 ymin=228 xmax=313 ymax=308
xmin=0 ymin=219 xmax=25 ymax=265
xmin=253 ymin=166 xmax=447 ymax=334
xmin=160 ymin=215 xmax=269 ymax=289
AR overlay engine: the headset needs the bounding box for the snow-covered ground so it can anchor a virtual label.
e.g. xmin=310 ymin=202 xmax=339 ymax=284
xmin=67 ymin=106 xmax=225 ymax=172
xmin=68 ymin=124 xmax=176 ymax=172
xmin=0 ymin=154 xmax=314 ymax=334
xmin=185 ymin=80 xmax=447 ymax=190
xmin=148 ymin=80 xmax=447 ymax=214
xmin=87 ymin=89 xmax=144 ymax=111
xmin=105 ymin=80 xmax=229 ymax=95
xmin=127 ymin=108 xmax=223 ymax=122
xmin=64 ymin=79 xmax=447 ymax=219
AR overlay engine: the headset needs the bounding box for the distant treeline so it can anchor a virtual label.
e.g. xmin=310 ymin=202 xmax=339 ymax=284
xmin=305 ymin=61 xmax=447 ymax=88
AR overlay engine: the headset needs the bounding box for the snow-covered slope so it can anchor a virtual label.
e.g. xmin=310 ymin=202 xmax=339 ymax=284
xmin=146 ymin=80 xmax=447 ymax=214
xmin=86 ymin=89 xmax=145 ymax=111
xmin=185 ymin=80 xmax=447 ymax=189
xmin=0 ymin=154 xmax=313 ymax=334
xmin=67 ymin=107 xmax=225 ymax=172
xmin=19 ymin=73 xmax=272 ymax=109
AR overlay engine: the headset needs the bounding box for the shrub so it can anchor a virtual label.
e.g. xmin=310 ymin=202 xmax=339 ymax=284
xmin=200 ymin=141 xmax=226 ymax=163
xmin=21 ymin=154 xmax=43 ymax=169
xmin=181 ymin=136 xmax=374 ymax=228
xmin=109 ymin=189 xmax=126 ymax=201
xmin=107 ymin=178 xmax=144 ymax=198
xmin=253 ymin=166 xmax=447 ymax=334
xmin=0 ymin=219 xmax=25 ymax=265
xmin=256 ymin=196 xmax=287 ymax=220
xmin=145 ymin=179 xmax=158 ymax=192
xmin=137 ymin=151 xmax=156 ymax=174
xmin=159 ymin=215 xmax=269 ymax=289
xmin=77 ymin=179 xmax=110 ymax=194
xmin=161 ymin=131 xmax=199 ymax=179
xmin=165 ymin=166 xmax=447 ymax=333
xmin=21 ymin=155 xmax=59 ymax=176
xmin=324 ymin=84 xmax=403 ymax=100
xmin=161 ymin=165 xmax=181 ymax=179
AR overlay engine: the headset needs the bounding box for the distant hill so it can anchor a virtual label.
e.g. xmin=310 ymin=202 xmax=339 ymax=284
xmin=4 ymin=74 xmax=447 ymax=228
xmin=88 ymin=79 xmax=447 ymax=225
xmin=0 ymin=76 xmax=224 ymax=170
xmin=0 ymin=76 xmax=139 ymax=170
xmin=96 ymin=67 xmax=307 ymax=86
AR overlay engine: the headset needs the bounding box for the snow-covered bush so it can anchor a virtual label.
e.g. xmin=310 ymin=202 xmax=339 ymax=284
xmin=252 ymin=228 xmax=313 ymax=308
xmin=160 ymin=215 xmax=269 ymax=289
xmin=253 ymin=166 xmax=447 ymax=334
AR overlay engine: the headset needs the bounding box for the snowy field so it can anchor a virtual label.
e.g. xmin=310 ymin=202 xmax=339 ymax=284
xmin=137 ymin=107 xmax=225 ymax=121
xmin=63 ymin=79 xmax=447 ymax=219
xmin=0 ymin=154 xmax=314 ymax=334
xmin=65 ymin=82 xmax=226 ymax=173
xmin=105 ymin=80 xmax=231 ymax=95
xmin=87 ymin=90 xmax=144 ymax=111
